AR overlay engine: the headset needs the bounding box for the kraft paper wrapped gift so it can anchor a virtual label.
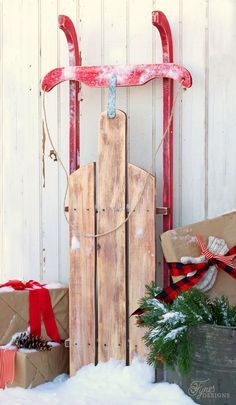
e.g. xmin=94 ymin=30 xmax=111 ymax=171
xmin=160 ymin=210 xmax=236 ymax=305
xmin=8 ymin=345 xmax=69 ymax=388
xmin=0 ymin=287 xmax=69 ymax=345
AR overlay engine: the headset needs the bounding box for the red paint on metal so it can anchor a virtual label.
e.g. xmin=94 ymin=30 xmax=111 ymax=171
xmin=42 ymin=12 xmax=193 ymax=289
xmin=42 ymin=63 xmax=191 ymax=92
xmin=153 ymin=11 xmax=174 ymax=288
xmin=58 ymin=15 xmax=80 ymax=173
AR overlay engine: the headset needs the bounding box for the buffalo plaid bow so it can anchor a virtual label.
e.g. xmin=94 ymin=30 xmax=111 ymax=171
xmin=132 ymin=235 xmax=236 ymax=316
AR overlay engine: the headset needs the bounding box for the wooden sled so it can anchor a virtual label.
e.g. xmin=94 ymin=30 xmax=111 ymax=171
xmin=42 ymin=12 xmax=192 ymax=375
xmin=69 ymin=110 xmax=156 ymax=373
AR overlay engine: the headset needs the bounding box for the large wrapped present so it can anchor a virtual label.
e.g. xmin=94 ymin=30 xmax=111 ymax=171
xmin=8 ymin=344 xmax=69 ymax=388
xmin=0 ymin=286 xmax=69 ymax=345
xmin=160 ymin=210 xmax=236 ymax=305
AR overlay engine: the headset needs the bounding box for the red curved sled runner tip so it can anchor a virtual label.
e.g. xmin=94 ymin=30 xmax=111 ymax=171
xmin=58 ymin=14 xmax=80 ymax=66
xmin=42 ymin=63 xmax=192 ymax=92
xmin=58 ymin=14 xmax=81 ymax=173
xmin=152 ymin=11 xmax=173 ymax=61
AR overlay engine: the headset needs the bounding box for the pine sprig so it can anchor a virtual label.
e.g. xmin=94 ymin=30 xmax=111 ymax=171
xmin=137 ymin=282 xmax=169 ymax=327
xmin=136 ymin=283 xmax=236 ymax=375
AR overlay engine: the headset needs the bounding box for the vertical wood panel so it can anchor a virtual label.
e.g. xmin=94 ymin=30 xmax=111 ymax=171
xmin=79 ymin=0 xmax=102 ymax=166
xmin=1 ymin=0 xmax=40 ymax=281
xmin=128 ymin=164 xmax=156 ymax=360
xmin=21 ymin=1 xmax=41 ymax=281
xmin=128 ymin=0 xmax=154 ymax=171
xmin=103 ymin=0 xmax=127 ymax=112
xmin=97 ymin=111 xmax=126 ymax=362
xmin=40 ymin=0 xmax=59 ymax=282
xmin=181 ymin=0 xmax=207 ymax=225
xmin=208 ymin=0 xmax=236 ymax=217
xmin=2 ymin=0 xmax=25 ymax=280
xmin=69 ymin=163 xmax=96 ymax=374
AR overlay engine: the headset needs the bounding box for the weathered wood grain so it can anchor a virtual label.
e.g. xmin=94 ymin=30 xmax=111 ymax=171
xmin=1 ymin=0 xmax=41 ymax=281
xmin=40 ymin=0 xmax=60 ymax=282
xmin=128 ymin=164 xmax=156 ymax=360
xmin=97 ymin=110 xmax=127 ymax=362
xmin=208 ymin=0 xmax=236 ymax=218
xmin=69 ymin=163 xmax=96 ymax=374
xmin=181 ymin=0 xmax=207 ymax=225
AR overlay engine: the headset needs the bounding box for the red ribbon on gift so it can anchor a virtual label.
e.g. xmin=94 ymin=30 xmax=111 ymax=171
xmin=0 ymin=347 xmax=17 ymax=389
xmin=196 ymin=235 xmax=236 ymax=267
xmin=132 ymin=236 xmax=236 ymax=315
xmin=0 ymin=280 xmax=61 ymax=343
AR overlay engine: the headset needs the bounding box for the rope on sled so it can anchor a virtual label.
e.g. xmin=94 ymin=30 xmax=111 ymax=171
xmin=42 ymin=80 xmax=184 ymax=238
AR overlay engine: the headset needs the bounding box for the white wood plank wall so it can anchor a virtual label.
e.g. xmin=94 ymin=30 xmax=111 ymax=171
xmin=0 ymin=0 xmax=236 ymax=282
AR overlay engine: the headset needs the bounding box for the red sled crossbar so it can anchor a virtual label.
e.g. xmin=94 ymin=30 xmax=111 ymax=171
xmin=42 ymin=11 xmax=192 ymax=287
xmin=42 ymin=63 xmax=191 ymax=91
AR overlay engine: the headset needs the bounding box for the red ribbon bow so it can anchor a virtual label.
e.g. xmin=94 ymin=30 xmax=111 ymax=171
xmin=0 ymin=280 xmax=61 ymax=343
xmin=196 ymin=235 xmax=236 ymax=268
xmin=0 ymin=279 xmax=45 ymax=290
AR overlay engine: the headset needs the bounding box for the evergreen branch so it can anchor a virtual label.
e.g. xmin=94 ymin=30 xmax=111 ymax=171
xmin=136 ymin=282 xmax=236 ymax=375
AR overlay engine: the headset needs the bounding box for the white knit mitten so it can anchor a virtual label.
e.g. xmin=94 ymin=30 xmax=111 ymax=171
xmin=181 ymin=236 xmax=229 ymax=292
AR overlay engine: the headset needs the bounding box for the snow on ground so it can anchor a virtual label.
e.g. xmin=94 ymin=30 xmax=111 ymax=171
xmin=0 ymin=357 xmax=197 ymax=405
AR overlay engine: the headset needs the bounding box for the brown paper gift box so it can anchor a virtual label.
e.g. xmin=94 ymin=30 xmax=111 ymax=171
xmin=160 ymin=210 xmax=236 ymax=305
xmin=0 ymin=288 xmax=69 ymax=345
xmin=8 ymin=345 xmax=69 ymax=388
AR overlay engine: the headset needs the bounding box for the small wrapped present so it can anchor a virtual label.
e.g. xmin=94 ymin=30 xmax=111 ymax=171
xmin=0 ymin=285 xmax=69 ymax=345
xmin=8 ymin=344 xmax=69 ymax=388
xmin=160 ymin=210 xmax=236 ymax=304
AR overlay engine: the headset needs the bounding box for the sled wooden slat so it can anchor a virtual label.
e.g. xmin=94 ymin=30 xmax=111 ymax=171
xmin=128 ymin=164 xmax=156 ymax=360
xmin=69 ymin=112 xmax=156 ymax=370
xmin=97 ymin=110 xmax=127 ymax=362
xmin=69 ymin=163 xmax=96 ymax=374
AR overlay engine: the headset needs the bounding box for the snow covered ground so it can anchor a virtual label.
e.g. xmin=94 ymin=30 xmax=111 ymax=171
xmin=0 ymin=357 xmax=197 ymax=405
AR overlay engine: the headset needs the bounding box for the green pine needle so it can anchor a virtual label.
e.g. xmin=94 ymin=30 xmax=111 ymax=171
xmin=136 ymin=283 xmax=236 ymax=375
